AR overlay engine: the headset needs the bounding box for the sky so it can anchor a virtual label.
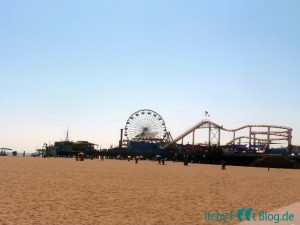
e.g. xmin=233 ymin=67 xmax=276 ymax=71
xmin=0 ymin=0 xmax=299 ymax=152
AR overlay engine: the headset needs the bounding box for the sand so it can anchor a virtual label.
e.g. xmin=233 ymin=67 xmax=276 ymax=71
xmin=1 ymin=157 xmax=300 ymax=225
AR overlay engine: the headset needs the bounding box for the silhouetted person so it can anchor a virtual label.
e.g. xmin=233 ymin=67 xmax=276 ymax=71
xmin=221 ymin=160 xmax=226 ymax=170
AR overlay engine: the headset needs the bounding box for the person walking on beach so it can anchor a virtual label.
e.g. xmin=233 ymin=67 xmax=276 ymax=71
xmin=221 ymin=160 xmax=226 ymax=170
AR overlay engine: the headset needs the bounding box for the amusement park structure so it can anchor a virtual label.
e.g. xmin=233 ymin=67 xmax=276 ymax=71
xmin=162 ymin=120 xmax=292 ymax=152
xmin=122 ymin=109 xmax=293 ymax=153
xmin=123 ymin=109 xmax=169 ymax=143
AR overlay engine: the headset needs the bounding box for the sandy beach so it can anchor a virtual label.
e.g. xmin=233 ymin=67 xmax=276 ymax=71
xmin=1 ymin=157 xmax=300 ymax=225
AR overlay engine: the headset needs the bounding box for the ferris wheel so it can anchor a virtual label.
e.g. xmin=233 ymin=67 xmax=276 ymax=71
xmin=124 ymin=109 xmax=167 ymax=142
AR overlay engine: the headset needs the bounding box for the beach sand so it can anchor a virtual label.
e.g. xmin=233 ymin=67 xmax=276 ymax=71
xmin=1 ymin=157 xmax=300 ymax=225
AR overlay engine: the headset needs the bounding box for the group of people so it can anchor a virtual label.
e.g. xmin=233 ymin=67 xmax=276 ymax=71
xmin=157 ymin=158 xmax=165 ymax=165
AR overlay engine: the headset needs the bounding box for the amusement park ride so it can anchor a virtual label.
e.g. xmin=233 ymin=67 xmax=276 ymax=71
xmin=121 ymin=109 xmax=293 ymax=153
xmin=123 ymin=109 xmax=170 ymax=143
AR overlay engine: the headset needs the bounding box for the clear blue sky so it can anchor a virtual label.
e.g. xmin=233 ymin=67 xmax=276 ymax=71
xmin=1 ymin=0 xmax=299 ymax=152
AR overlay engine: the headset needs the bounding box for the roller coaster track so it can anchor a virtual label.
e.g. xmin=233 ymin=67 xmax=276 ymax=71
xmin=226 ymin=136 xmax=290 ymax=145
xmin=161 ymin=120 xmax=292 ymax=149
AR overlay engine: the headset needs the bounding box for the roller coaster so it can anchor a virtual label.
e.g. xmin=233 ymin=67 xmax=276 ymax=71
xmin=162 ymin=119 xmax=292 ymax=151
xmin=122 ymin=109 xmax=293 ymax=153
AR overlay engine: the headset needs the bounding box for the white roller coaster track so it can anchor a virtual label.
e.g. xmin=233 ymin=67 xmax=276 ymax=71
xmin=162 ymin=120 xmax=292 ymax=149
